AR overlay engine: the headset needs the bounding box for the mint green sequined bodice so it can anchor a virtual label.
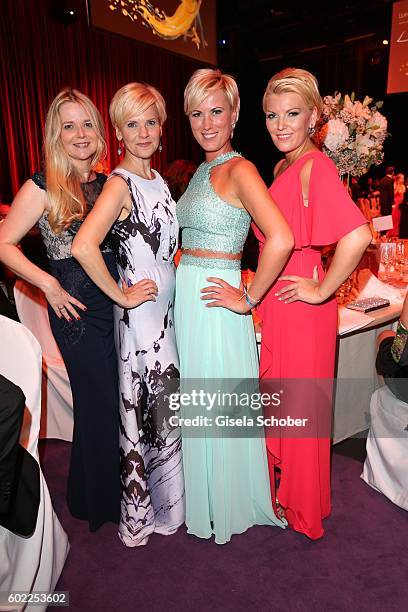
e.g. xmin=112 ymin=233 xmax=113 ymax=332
xmin=177 ymin=152 xmax=251 ymax=269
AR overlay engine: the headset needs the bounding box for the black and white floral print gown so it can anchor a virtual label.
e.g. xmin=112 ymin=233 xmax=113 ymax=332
xmin=110 ymin=168 xmax=185 ymax=546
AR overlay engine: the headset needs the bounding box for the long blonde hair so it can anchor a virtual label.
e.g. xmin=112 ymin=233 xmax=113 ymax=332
xmin=44 ymin=89 xmax=106 ymax=234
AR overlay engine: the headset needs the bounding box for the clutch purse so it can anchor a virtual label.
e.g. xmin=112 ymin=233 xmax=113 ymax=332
xmin=345 ymin=296 xmax=390 ymax=313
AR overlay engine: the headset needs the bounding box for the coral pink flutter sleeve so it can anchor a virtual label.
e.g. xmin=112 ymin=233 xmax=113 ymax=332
xmin=308 ymin=154 xmax=367 ymax=246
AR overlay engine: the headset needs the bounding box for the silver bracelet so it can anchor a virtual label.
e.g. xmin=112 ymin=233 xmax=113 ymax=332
xmin=243 ymin=287 xmax=259 ymax=308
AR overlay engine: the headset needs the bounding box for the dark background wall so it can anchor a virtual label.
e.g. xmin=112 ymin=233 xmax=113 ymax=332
xmin=0 ymin=0 xmax=405 ymax=201
xmin=217 ymin=0 xmax=406 ymax=185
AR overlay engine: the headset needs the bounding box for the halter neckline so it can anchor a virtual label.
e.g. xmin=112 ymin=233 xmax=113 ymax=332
xmin=204 ymin=151 xmax=241 ymax=167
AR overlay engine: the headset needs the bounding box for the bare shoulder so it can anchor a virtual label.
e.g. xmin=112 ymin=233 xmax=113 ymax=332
xmin=0 ymin=179 xmax=47 ymax=241
xmin=105 ymin=174 xmax=129 ymax=191
xmin=16 ymin=179 xmax=47 ymax=210
xmin=299 ymin=150 xmax=327 ymax=188
xmin=299 ymin=158 xmax=314 ymax=183
xmin=100 ymin=175 xmax=131 ymax=205
xmin=98 ymin=173 xmax=132 ymax=219
xmin=230 ymin=156 xmax=255 ymax=171
xmin=229 ymin=157 xmax=260 ymax=180
xmin=24 ymin=177 xmax=46 ymax=196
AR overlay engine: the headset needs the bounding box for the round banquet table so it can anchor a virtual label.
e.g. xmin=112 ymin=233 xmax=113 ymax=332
xmin=256 ymin=300 xmax=403 ymax=444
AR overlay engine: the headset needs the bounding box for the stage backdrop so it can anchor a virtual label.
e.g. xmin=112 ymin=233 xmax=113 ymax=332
xmin=89 ymin=0 xmax=217 ymax=64
xmin=0 ymin=0 xmax=203 ymax=202
xmin=387 ymin=0 xmax=408 ymax=94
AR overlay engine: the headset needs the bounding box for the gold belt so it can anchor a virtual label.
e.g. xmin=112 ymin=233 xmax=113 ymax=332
xmin=181 ymin=248 xmax=242 ymax=260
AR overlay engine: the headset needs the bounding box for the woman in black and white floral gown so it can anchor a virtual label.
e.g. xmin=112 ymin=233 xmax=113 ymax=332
xmin=73 ymin=82 xmax=184 ymax=546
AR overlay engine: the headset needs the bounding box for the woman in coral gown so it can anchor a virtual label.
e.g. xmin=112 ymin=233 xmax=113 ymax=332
xmin=253 ymin=68 xmax=371 ymax=539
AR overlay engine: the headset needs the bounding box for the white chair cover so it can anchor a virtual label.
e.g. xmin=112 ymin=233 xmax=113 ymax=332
xmin=0 ymin=316 xmax=70 ymax=612
xmin=361 ymin=385 xmax=408 ymax=511
xmin=14 ymin=280 xmax=73 ymax=442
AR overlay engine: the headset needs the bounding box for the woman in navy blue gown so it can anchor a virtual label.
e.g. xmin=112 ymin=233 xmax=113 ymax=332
xmin=0 ymin=89 xmax=150 ymax=530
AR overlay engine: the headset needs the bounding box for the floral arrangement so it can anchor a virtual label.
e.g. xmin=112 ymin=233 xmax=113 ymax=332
xmin=314 ymin=93 xmax=388 ymax=177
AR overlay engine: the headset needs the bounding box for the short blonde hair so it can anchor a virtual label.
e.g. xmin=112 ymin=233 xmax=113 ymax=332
xmin=44 ymin=88 xmax=106 ymax=234
xmin=184 ymin=68 xmax=240 ymax=120
xmin=109 ymin=82 xmax=167 ymax=129
xmin=263 ymin=68 xmax=323 ymax=118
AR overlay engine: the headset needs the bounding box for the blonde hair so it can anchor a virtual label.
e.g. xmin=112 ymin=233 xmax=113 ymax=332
xmin=44 ymin=88 xmax=106 ymax=234
xmin=109 ymin=82 xmax=167 ymax=130
xmin=263 ymin=68 xmax=323 ymax=118
xmin=184 ymin=68 xmax=240 ymax=120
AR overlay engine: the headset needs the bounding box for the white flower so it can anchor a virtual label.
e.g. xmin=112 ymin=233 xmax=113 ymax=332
xmin=353 ymin=101 xmax=371 ymax=119
xmin=367 ymin=111 xmax=387 ymax=136
xmin=355 ymin=133 xmax=373 ymax=156
xmin=317 ymin=91 xmax=388 ymax=177
xmin=324 ymin=119 xmax=349 ymax=152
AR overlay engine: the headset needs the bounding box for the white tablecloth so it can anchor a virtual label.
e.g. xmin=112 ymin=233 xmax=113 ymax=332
xmin=256 ymin=302 xmax=402 ymax=444
xmin=334 ymin=306 xmax=400 ymax=443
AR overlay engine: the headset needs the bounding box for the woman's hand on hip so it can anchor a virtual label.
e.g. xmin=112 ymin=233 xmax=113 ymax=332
xmin=275 ymin=265 xmax=324 ymax=304
xmin=120 ymin=279 xmax=158 ymax=309
xmin=201 ymin=277 xmax=252 ymax=314
xmin=44 ymin=277 xmax=86 ymax=321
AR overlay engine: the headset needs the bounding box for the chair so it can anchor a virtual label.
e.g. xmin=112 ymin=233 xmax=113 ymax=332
xmin=361 ymin=385 xmax=408 ymax=511
xmin=0 ymin=315 xmax=70 ymax=609
xmin=14 ymin=280 xmax=73 ymax=441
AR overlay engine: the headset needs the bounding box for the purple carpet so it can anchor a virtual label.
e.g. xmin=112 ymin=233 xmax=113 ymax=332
xmin=40 ymin=440 xmax=407 ymax=611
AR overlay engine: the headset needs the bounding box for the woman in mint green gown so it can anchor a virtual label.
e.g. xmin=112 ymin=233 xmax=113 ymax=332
xmin=175 ymin=69 xmax=294 ymax=543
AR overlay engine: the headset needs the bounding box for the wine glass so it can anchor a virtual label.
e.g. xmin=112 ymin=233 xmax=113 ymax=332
xmin=396 ymin=240 xmax=406 ymax=280
xmin=380 ymin=242 xmax=396 ymax=281
xmin=399 ymin=240 xmax=408 ymax=282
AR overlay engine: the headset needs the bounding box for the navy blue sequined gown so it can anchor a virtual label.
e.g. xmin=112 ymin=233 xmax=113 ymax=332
xmin=32 ymin=172 xmax=120 ymax=531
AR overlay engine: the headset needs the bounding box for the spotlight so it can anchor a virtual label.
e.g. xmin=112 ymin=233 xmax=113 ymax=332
xmin=49 ymin=1 xmax=78 ymax=24
xmin=382 ymin=39 xmax=389 ymax=45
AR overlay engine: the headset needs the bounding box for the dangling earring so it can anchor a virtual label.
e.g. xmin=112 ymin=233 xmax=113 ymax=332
xmin=231 ymin=122 xmax=236 ymax=138
xmin=117 ymin=140 xmax=123 ymax=156
xmin=158 ymin=139 xmax=163 ymax=153
xmin=308 ymin=125 xmax=315 ymax=135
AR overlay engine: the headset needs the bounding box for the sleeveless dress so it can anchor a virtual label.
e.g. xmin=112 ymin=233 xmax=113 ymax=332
xmin=109 ymin=168 xmax=185 ymax=547
xmin=252 ymin=150 xmax=367 ymax=540
xmin=175 ymin=152 xmax=286 ymax=544
xmin=32 ymin=172 xmax=120 ymax=531
xmin=388 ymin=185 xmax=406 ymax=237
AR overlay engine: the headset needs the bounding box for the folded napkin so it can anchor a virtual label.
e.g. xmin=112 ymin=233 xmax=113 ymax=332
xmin=338 ymin=306 xmax=374 ymax=335
xmin=356 ymin=268 xmax=404 ymax=304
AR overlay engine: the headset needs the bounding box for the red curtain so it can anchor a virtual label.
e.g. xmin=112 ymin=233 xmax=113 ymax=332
xmin=0 ymin=0 xmax=202 ymax=202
